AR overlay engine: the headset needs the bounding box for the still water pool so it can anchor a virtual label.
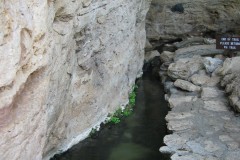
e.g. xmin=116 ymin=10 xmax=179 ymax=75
xmin=51 ymin=72 xmax=170 ymax=160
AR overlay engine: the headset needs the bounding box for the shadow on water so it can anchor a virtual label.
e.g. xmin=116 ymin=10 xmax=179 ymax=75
xmin=51 ymin=72 xmax=170 ymax=160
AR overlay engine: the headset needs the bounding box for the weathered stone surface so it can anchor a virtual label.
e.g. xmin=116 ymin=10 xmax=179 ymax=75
xmin=224 ymin=151 xmax=240 ymax=160
xmin=203 ymin=101 xmax=228 ymax=112
xmin=174 ymin=79 xmax=201 ymax=92
xmin=201 ymin=87 xmax=225 ymax=100
xmin=160 ymin=51 xmax=174 ymax=63
xmin=207 ymin=76 xmax=221 ymax=87
xmin=168 ymin=120 xmax=193 ymax=131
xmin=203 ymin=57 xmax=223 ymax=73
xmin=221 ymin=72 xmax=240 ymax=113
xmin=174 ymin=37 xmax=204 ymax=48
xmin=0 ymin=0 xmax=151 ymax=159
xmin=144 ymin=50 xmax=160 ymax=62
xmin=168 ymin=56 xmax=203 ymax=80
xmin=146 ymin=0 xmax=240 ymax=40
xmin=174 ymin=37 xmax=216 ymax=49
xmin=163 ymin=134 xmax=189 ymax=150
xmin=190 ymin=72 xmax=211 ymax=86
xmin=162 ymin=68 xmax=240 ymax=159
xmin=171 ymin=153 xmax=205 ymax=160
xmin=219 ymin=57 xmax=240 ymax=113
xmin=166 ymin=112 xmax=193 ymax=121
xmin=145 ymin=39 xmax=153 ymax=51
xmin=218 ymin=57 xmax=240 ymax=75
xmin=168 ymin=96 xmax=197 ymax=108
xmin=174 ymin=45 xmax=224 ymax=60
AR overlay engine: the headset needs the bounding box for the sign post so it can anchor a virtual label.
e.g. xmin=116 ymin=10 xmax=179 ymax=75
xmin=216 ymin=36 xmax=240 ymax=50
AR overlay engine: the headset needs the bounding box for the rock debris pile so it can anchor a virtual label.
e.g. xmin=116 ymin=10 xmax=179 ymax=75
xmin=147 ymin=37 xmax=240 ymax=160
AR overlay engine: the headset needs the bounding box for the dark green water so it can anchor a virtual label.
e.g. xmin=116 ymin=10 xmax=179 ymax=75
xmin=51 ymin=72 xmax=170 ymax=160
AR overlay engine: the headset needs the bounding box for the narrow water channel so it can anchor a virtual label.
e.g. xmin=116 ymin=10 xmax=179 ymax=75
xmin=52 ymin=72 xmax=170 ymax=160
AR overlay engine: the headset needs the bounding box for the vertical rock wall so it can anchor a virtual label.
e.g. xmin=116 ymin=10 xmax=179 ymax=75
xmin=0 ymin=0 xmax=151 ymax=159
xmin=146 ymin=0 xmax=240 ymax=40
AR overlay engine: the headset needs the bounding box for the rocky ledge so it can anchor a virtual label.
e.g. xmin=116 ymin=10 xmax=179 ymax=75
xmin=150 ymin=37 xmax=240 ymax=160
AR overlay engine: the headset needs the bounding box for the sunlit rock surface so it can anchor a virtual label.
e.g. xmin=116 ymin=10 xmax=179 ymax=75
xmin=146 ymin=0 xmax=240 ymax=40
xmin=0 ymin=0 xmax=151 ymax=159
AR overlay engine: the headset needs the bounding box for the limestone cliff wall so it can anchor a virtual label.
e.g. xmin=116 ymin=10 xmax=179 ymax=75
xmin=0 ymin=0 xmax=151 ymax=159
xmin=146 ymin=0 xmax=240 ymax=40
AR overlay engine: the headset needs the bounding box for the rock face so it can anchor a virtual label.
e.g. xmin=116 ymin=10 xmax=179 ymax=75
xmin=0 ymin=1 xmax=151 ymax=159
xmin=145 ymin=50 xmax=160 ymax=62
xmin=203 ymin=57 xmax=223 ymax=73
xmin=157 ymin=31 xmax=240 ymax=159
xmin=174 ymin=45 xmax=224 ymax=60
xmin=220 ymin=57 xmax=240 ymax=113
xmin=160 ymin=52 xmax=240 ymax=159
xmin=146 ymin=0 xmax=240 ymax=40
xmin=174 ymin=79 xmax=201 ymax=92
xmin=168 ymin=56 xmax=203 ymax=80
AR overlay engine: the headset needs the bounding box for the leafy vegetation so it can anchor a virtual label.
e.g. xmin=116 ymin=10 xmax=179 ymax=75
xmin=107 ymin=84 xmax=138 ymax=124
xmin=108 ymin=116 xmax=121 ymax=124
xmin=89 ymin=84 xmax=138 ymax=137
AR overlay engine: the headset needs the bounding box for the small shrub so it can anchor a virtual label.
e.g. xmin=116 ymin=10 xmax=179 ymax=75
xmin=114 ymin=108 xmax=123 ymax=117
xmin=129 ymin=88 xmax=137 ymax=106
xmin=123 ymin=109 xmax=132 ymax=117
xmin=106 ymin=84 xmax=138 ymax=124
xmin=109 ymin=116 xmax=121 ymax=124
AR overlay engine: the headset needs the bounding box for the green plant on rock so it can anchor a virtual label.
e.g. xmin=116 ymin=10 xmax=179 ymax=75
xmin=122 ymin=108 xmax=132 ymax=117
xmin=108 ymin=116 xmax=121 ymax=124
xmin=129 ymin=85 xmax=137 ymax=106
xmin=113 ymin=108 xmax=123 ymax=117
xmin=107 ymin=84 xmax=138 ymax=125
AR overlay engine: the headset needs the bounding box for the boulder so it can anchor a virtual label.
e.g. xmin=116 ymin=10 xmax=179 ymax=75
xmin=160 ymin=51 xmax=174 ymax=63
xmin=219 ymin=57 xmax=240 ymax=113
xmin=203 ymin=57 xmax=223 ymax=73
xmin=174 ymin=79 xmax=201 ymax=92
xmin=174 ymin=37 xmax=206 ymax=49
xmin=168 ymin=56 xmax=203 ymax=80
xmin=207 ymin=76 xmax=221 ymax=87
xmin=174 ymin=45 xmax=224 ymax=61
xmin=221 ymin=72 xmax=240 ymax=113
xmin=144 ymin=50 xmax=160 ymax=62
xmin=218 ymin=57 xmax=240 ymax=75
xmin=168 ymin=95 xmax=197 ymax=108
xmin=190 ymin=72 xmax=210 ymax=86
xmin=145 ymin=39 xmax=153 ymax=51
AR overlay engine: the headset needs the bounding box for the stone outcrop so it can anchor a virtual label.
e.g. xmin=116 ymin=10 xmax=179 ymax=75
xmin=146 ymin=0 xmax=240 ymax=40
xmin=203 ymin=57 xmax=223 ymax=73
xmin=174 ymin=45 xmax=224 ymax=60
xmin=167 ymin=56 xmax=203 ymax=80
xmin=220 ymin=57 xmax=240 ymax=113
xmin=160 ymin=51 xmax=174 ymax=63
xmin=158 ymin=37 xmax=240 ymax=159
xmin=0 ymin=0 xmax=151 ymax=159
xmin=144 ymin=50 xmax=160 ymax=62
xmin=174 ymin=79 xmax=201 ymax=92
xmin=190 ymin=71 xmax=211 ymax=86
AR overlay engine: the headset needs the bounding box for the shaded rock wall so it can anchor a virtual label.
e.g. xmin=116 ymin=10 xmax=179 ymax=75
xmin=146 ymin=0 xmax=240 ymax=40
xmin=0 ymin=0 xmax=151 ymax=159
